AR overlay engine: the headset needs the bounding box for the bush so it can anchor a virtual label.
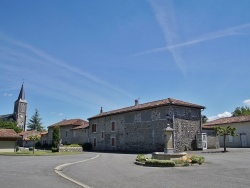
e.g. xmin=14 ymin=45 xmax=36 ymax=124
xmin=136 ymin=154 xmax=147 ymax=162
xmin=82 ymin=143 xmax=92 ymax=151
xmin=191 ymin=155 xmax=205 ymax=165
xmin=51 ymin=147 xmax=59 ymax=152
xmin=145 ymin=159 xmax=175 ymax=167
xmin=29 ymin=147 xmax=33 ymax=151
xmin=64 ymin=144 xmax=81 ymax=147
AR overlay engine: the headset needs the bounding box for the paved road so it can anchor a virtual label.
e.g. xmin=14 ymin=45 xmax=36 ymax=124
xmin=1 ymin=149 xmax=250 ymax=188
xmin=0 ymin=153 xmax=97 ymax=188
xmin=64 ymin=149 xmax=250 ymax=188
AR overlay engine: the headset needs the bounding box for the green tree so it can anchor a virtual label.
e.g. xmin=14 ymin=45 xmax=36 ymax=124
xmin=0 ymin=120 xmax=22 ymax=133
xmin=27 ymin=109 xmax=44 ymax=131
xmin=232 ymin=106 xmax=250 ymax=116
xmin=52 ymin=126 xmax=60 ymax=149
xmin=202 ymin=115 xmax=208 ymax=124
xmin=27 ymin=135 xmax=41 ymax=154
xmin=214 ymin=126 xmax=237 ymax=152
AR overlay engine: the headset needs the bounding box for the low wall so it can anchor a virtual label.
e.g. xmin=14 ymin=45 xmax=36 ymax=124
xmin=207 ymin=136 xmax=220 ymax=149
xmin=59 ymin=147 xmax=82 ymax=152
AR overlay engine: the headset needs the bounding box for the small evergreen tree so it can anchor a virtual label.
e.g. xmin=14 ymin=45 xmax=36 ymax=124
xmin=27 ymin=109 xmax=44 ymax=131
xmin=202 ymin=115 xmax=208 ymax=123
xmin=214 ymin=126 xmax=237 ymax=152
xmin=52 ymin=126 xmax=60 ymax=149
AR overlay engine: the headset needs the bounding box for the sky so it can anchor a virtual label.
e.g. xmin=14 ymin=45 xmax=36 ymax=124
xmin=0 ymin=0 xmax=250 ymax=129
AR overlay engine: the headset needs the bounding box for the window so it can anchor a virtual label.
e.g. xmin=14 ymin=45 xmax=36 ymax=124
xmin=92 ymin=124 xmax=97 ymax=133
xmin=101 ymin=131 xmax=104 ymax=139
xmin=66 ymin=130 xmax=68 ymax=138
xmin=111 ymin=137 xmax=115 ymax=147
xmin=93 ymin=138 xmax=97 ymax=147
xmin=111 ymin=122 xmax=115 ymax=131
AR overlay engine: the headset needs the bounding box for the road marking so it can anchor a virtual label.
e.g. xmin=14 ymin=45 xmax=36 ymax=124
xmin=54 ymin=154 xmax=100 ymax=188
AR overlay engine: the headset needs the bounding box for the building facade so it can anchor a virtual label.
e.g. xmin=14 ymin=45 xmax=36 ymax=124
xmin=0 ymin=84 xmax=27 ymax=131
xmin=203 ymin=115 xmax=250 ymax=148
xmin=47 ymin=119 xmax=89 ymax=145
xmin=88 ymin=98 xmax=205 ymax=152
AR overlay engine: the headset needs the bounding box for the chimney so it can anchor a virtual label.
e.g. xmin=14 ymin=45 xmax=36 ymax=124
xmin=135 ymin=99 xmax=139 ymax=106
xmin=100 ymin=107 xmax=103 ymax=114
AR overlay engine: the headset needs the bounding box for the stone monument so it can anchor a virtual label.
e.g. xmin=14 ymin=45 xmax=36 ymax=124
xmin=152 ymin=124 xmax=186 ymax=160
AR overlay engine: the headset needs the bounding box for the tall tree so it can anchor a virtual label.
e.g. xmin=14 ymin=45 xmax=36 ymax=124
xmin=202 ymin=115 xmax=208 ymax=124
xmin=0 ymin=120 xmax=22 ymax=133
xmin=52 ymin=126 xmax=60 ymax=149
xmin=232 ymin=106 xmax=250 ymax=116
xmin=27 ymin=109 xmax=44 ymax=131
xmin=214 ymin=126 xmax=237 ymax=152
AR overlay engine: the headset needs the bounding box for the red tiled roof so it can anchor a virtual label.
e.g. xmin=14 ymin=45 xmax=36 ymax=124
xmin=202 ymin=115 xmax=250 ymax=129
xmin=48 ymin=119 xmax=89 ymax=128
xmin=89 ymin=98 xmax=205 ymax=120
xmin=0 ymin=129 xmax=20 ymax=138
xmin=72 ymin=121 xmax=89 ymax=130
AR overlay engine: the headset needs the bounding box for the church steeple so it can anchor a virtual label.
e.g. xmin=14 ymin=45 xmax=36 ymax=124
xmin=16 ymin=83 xmax=26 ymax=102
xmin=14 ymin=83 xmax=28 ymax=131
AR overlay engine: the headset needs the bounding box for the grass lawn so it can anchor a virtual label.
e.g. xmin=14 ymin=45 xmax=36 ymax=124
xmin=0 ymin=150 xmax=82 ymax=156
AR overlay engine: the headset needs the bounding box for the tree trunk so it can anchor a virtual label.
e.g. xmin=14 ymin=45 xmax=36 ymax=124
xmin=223 ymin=134 xmax=227 ymax=152
xmin=33 ymin=141 xmax=35 ymax=154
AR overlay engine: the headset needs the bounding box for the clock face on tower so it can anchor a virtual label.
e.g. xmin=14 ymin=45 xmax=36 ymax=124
xmin=20 ymin=103 xmax=26 ymax=112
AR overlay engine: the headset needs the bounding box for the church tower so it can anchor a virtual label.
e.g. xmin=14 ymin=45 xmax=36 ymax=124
xmin=13 ymin=84 xmax=27 ymax=131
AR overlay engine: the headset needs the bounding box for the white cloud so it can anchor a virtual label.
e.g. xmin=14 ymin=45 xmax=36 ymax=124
xmin=208 ymin=111 xmax=232 ymax=121
xmin=243 ymin=99 xmax=250 ymax=106
xmin=58 ymin=113 xmax=64 ymax=116
xmin=149 ymin=0 xmax=186 ymax=75
xmin=3 ymin=93 xmax=12 ymax=97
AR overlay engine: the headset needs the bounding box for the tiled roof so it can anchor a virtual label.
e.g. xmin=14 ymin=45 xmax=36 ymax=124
xmin=72 ymin=121 xmax=89 ymax=130
xmin=18 ymin=130 xmax=36 ymax=136
xmin=40 ymin=132 xmax=48 ymax=135
xmin=89 ymin=98 xmax=205 ymax=120
xmin=202 ymin=115 xmax=250 ymax=129
xmin=48 ymin=119 xmax=89 ymax=128
xmin=0 ymin=129 xmax=20 ymax=138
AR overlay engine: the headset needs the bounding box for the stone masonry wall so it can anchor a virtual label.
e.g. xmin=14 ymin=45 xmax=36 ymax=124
xmin=89 ymin=105 xmax=201 ymax=152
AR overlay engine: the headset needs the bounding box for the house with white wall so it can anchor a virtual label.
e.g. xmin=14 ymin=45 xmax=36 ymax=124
xmin=202 ymin=115 xmax=250 ymax=147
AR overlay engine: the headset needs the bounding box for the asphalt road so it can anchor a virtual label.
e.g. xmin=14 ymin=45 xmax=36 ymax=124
xmin=1 ymin=149 xmax=250 ymax=188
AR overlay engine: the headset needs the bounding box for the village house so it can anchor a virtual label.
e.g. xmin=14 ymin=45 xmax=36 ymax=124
xmin=47 ymin=119 xmax=89 ymax=145
xmin=18 ymin=130 xmax=42 ymax=148
xmin=0 ymin=129 xmax=21 ymax=152
xmin=88 ymin=98 xmax=205 ymax=152
xmin=202 ymin=115 xmax=250 ymax=148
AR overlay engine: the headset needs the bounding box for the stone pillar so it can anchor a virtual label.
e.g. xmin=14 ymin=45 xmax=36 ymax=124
xmin=163 ymin=125 xmax=174 ymax=154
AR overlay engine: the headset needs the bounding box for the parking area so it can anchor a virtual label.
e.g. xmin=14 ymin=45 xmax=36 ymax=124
xmin=1 ymin=148 xmax=250 ymax=188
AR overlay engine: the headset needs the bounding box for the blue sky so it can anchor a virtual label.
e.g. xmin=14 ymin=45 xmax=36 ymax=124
xmin=0 ymin=0 xmax=250 ymax=128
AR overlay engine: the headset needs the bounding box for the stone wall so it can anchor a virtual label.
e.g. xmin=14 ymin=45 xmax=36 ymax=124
xmin=89 ymin=105 xmax=202 ymax=152
xmin=59 ymin=146 xmax=82 ymax=152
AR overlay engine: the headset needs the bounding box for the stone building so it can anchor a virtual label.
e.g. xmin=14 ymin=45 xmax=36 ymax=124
xmin=88 ymin=98 xmax=205 ymax=152
xmin=0 ymin=84 xmax=27 ymax=131
xmin=47 ymin=119 xmax=89 ymax=145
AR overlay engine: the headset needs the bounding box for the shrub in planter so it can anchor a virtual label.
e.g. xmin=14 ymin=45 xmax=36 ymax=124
xmin=145 ymin=159 xmax=175 ymax=167
xmin=136 ymin=154 xmax=147 ymax=162
xmin=191 ymin=155 xmax=205 ymax=165
xmin=82 ymin=143 xmax=92 ymax=151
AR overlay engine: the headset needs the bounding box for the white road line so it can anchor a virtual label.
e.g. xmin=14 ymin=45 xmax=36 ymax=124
xmin=54 ymin=154 xmax=100 ymax=188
